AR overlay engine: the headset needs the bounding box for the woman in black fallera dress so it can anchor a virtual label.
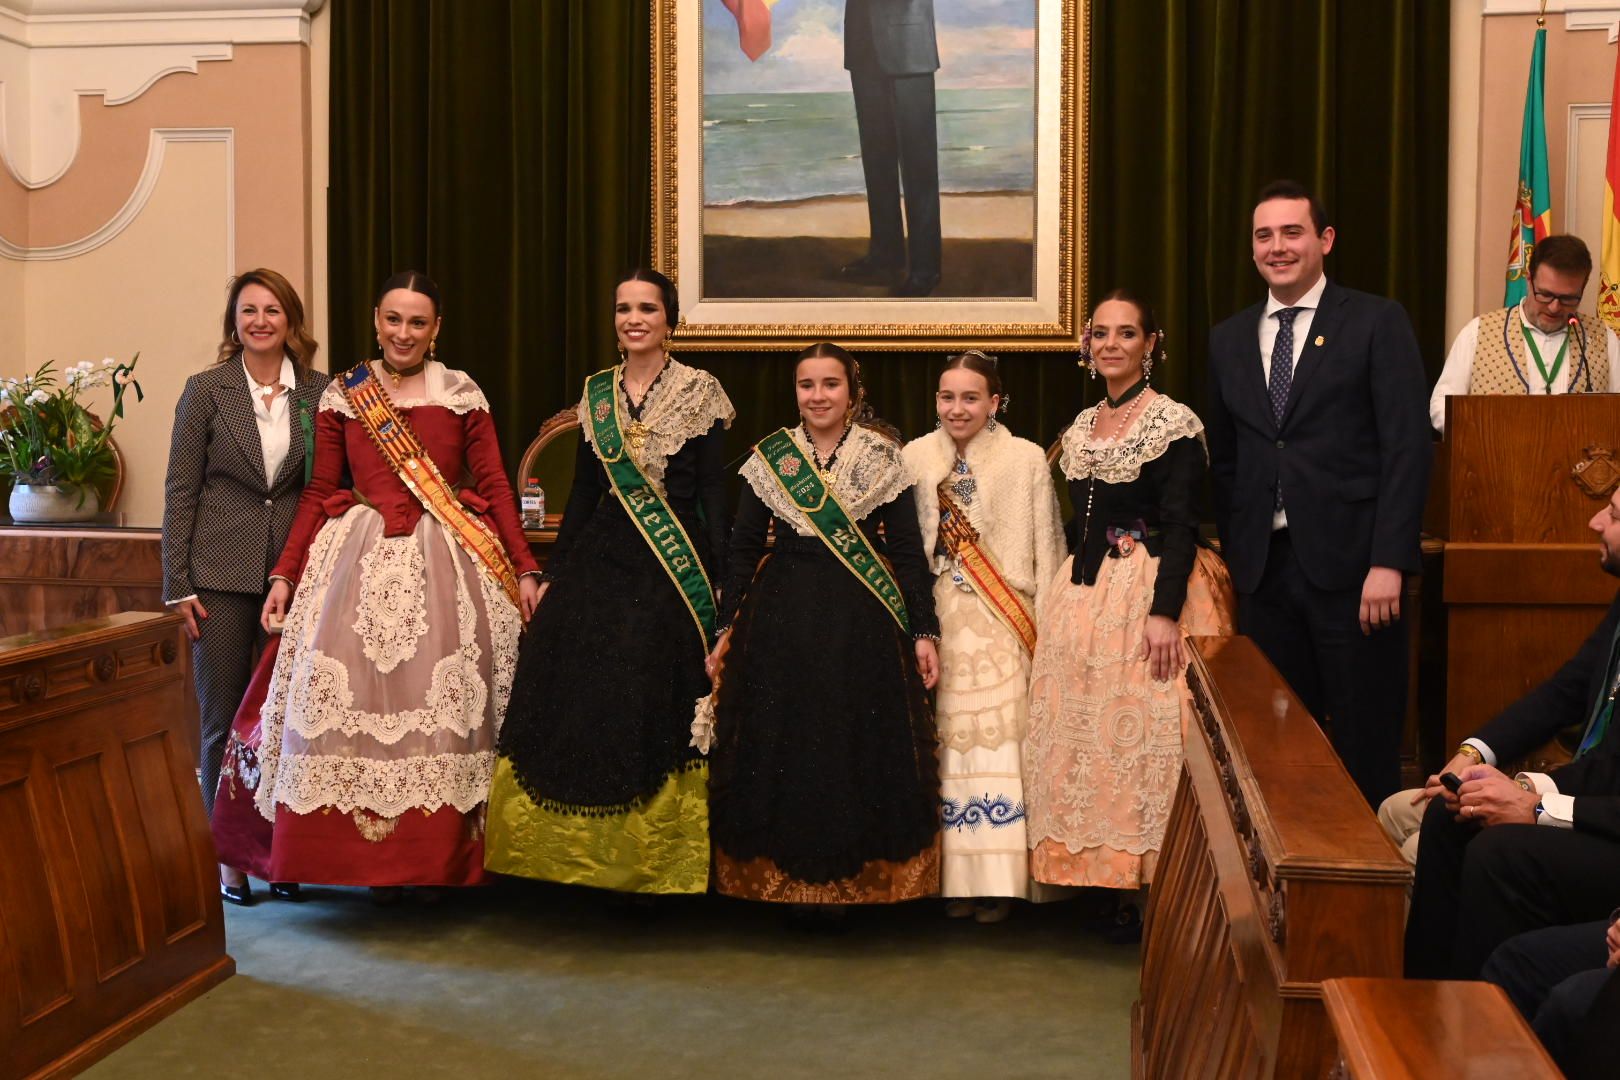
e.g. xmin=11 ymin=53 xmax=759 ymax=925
xmin=486 ymin=268 xmax=734 ymax=894
xmin=705 ymin=342 xmax=942 ymax=907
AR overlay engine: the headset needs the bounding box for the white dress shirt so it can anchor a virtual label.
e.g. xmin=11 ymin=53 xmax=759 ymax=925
xmin=246 ymin=356 xmax=296 ymax=485
xmin=1259 ymin=273 xmax=1327 ymax=531
xmin=1464 ymin=738 xmax=1582 ymax=828
xmin=1428 ymin=303 xmax=1620 ymax=432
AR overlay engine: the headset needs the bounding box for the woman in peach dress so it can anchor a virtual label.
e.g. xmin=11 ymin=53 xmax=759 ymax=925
xmin=1023 ymin=289 xmax=1236 ymax=937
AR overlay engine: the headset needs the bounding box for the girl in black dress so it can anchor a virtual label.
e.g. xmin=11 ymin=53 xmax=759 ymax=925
xmin=705 ymin=342 xmax=942 ymax=907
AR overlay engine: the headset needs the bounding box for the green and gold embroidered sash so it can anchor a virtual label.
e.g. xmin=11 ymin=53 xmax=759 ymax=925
xmin=340 ymin=363 xmax=522 ymax=608
xmin=584 ymin=367 xmax=717 ymax=647
xmin=754 ymin=427 xmax=909 ymax=633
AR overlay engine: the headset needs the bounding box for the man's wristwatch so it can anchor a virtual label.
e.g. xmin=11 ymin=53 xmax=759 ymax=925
xmin=1456 ymin=744 xmax=1484 ymax=767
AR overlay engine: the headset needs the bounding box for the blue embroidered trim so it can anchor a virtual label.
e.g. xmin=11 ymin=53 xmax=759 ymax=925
xmin=941 ymin=794 xmax=1026 ymax=832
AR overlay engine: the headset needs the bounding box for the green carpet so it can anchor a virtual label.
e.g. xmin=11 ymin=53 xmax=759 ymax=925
xmin=88 ymin=882 xmax=1137 ymax=1079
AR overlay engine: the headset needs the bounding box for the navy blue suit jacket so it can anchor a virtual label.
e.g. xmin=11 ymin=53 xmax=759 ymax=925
xmin=1204 ymin=279 xmax=1431 ymax=594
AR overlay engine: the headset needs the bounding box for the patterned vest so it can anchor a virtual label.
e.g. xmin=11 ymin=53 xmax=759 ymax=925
xmin=1470 ymin=307 xmax=1611 ymax=395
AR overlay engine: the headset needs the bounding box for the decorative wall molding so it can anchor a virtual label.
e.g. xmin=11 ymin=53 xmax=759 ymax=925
xmin=0 ymin=125 xmax=232 ymax=265
xmin=0 ymin=1 xmax=323 ymax=48
xmin=1567 ymin=102 xmax=1612 ymax=240
xmin=0 ymin=43 xmax=229 ymax=186
xmin=1482 ymin=0 xmax=1620 ymax=40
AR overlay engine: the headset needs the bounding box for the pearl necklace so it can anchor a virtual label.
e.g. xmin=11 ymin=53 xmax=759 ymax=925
xmin=1079 ymin=391 xmax=1149 ymax=555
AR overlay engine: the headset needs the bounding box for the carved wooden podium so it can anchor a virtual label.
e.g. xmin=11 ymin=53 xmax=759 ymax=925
xmin=1433 ymin=395 xmax=1620 ymax=757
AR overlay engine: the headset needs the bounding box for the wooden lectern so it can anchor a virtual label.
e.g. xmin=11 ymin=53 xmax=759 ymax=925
xmin=1433 ymin=395 xmax=1620 ymax=759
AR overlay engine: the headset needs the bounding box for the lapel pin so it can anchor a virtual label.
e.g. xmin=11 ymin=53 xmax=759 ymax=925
xmin=1313 ymin=335 xmax=1325 ymax=347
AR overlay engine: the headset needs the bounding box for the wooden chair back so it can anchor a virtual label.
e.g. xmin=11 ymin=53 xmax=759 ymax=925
xmin=513 ymin=408 xmax=581 ymax=532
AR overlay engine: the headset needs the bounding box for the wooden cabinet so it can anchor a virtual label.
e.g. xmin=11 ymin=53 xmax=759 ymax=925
xmin=0 ymin=613 xmax=233 ymax=1080
xmin=0 ymin=524 xmax=199 ymax=761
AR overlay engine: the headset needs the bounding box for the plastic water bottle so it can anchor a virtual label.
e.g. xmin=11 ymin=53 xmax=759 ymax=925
xmin=521 ymin=479 xmax=545 ymax=529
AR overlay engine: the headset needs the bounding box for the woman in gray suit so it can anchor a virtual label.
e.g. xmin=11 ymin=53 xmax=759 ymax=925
xmin=161 ymin=268 xmax=329 ymax=905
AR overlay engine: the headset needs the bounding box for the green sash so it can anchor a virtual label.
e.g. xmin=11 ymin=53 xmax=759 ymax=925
xmin=753 ymin=427 xmax=909 ymax=633
xmin=584 ymin=368 xmax=717 ymax=646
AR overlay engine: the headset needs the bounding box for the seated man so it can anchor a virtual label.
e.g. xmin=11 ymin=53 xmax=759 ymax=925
xmin=1429 ymin=234 xmax=1620 ymax=434
xmin=1481 ymin=915 xmax=1615 ymax=1072
xmin=1404 ymin=485 xmax=1620 ymax=979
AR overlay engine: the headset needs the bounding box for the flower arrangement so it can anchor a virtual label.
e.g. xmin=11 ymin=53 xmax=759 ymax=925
xmin=0 ymin=356 xmax=143 ymax=508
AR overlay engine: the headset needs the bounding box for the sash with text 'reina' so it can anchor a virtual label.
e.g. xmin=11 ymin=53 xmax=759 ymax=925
xmin=584 ymin=367 xmax=717 ymax=647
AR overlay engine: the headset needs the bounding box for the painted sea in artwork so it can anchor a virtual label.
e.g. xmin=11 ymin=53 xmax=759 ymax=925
xmin=703 ymin=87 xmax=1034 ymax=206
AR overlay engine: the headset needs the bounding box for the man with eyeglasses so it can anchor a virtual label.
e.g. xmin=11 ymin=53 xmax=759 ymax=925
xmin=1430 ymin=234 xmax=1618 ymax=433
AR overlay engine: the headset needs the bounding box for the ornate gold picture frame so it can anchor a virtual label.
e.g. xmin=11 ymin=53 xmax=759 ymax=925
xmin=652 ymin=0 xmax=1089 ymax=351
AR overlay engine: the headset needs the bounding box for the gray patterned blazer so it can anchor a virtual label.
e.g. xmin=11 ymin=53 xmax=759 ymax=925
xmin=161 ymin=360 xmax=331 ymax=602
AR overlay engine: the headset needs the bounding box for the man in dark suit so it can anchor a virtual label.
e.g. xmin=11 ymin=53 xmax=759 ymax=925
xmin=1405 ymin=484 xmax=1620 ymax=979
xmin=841 ymin=0 xmax=941 ymax=297
xmin=1205 ymin=179 xmax=1431 ymax=808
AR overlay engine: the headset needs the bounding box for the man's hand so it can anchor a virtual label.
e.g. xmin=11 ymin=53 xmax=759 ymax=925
xmin=1606 ymin=917 xmax=1620 ymax=968
xmin=1360 ymin=566 xmax=1403 ymax=634
xmin=1414 ymin=750 xmax=1479 ymax=810
xmin=1456 ymin=764 xmax=1539 ymax=827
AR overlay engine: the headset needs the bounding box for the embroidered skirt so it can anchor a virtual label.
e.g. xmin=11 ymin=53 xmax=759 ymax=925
xmin=1023 ymin=547 xmax=1235 ymax=890
xmin=241 ymin=504 xmax=521 ymax=887
xmin=485 ymin=500 xmax=712 ymax=894
xmin=709 ymin=539 xmax=940 ymax=904
xmin=933 ymin=576 xmax=1033 ymax=899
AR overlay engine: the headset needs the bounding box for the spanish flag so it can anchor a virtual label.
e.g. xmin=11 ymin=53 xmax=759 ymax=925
xmin=1505 ymin=26 xmax=1552 ymax=307
xmin=720 ymin=0 xmax=778 ymax=62
xmin=1600 ymin=42 xmax=1620 ymax=331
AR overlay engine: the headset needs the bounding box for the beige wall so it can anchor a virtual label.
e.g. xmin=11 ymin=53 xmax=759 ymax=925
xmin=0 ymin=4 xmax=327 ymax=526
xmin=1456 ymin=9 xmax=1618 ymax=336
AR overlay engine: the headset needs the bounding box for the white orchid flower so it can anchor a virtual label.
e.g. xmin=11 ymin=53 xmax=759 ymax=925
xmin=102 ymin=357 xmax=117 ymax=367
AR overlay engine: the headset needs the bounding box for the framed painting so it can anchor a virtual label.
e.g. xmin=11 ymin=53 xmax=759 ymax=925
xmin=652 ymin=0 xmax=1089 ymax=350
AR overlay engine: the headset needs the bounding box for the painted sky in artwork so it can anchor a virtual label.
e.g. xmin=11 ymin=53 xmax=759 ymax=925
xmin=702 ymin=0 xmax=1036 ymax=95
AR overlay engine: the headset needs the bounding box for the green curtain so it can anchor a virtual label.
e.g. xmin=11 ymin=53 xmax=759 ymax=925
xmin=329 ymin=0 xmax=1449 ymax=471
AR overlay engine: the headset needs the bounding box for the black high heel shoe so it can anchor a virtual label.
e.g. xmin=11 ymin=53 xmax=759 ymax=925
xmin=268 ymin=882 xmax=302 ymax=901
xmin=220 ymin=881 xmax=254 ymax=907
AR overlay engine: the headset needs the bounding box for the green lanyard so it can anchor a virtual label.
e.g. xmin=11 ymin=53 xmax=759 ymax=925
xmin=1520 ymin=322 xmax=1569 ymax=394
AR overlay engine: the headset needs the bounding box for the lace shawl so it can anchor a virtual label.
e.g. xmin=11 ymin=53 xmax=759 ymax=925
xmin=319 ymin=361 xmax=491 ymax=417
xmin=901 ymin=424 xmax=1066 ymax=602
xmin=576 ymin=359 xmax=736 ymax=495
xmin=1060 ymin=396 xmax=1206 ymax=484
xmin=740 ymin=423 xmax=912 ymax=537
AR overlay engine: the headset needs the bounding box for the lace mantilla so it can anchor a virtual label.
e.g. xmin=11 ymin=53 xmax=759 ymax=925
xmin=577 ymin=359 xmax=735 ymax=494
xmin=319 ymin=361 xmax=492 ymax=417
xmin=1060 ymin=396 xmax=1206 ymax=485
xmin=740 ymin=424 xmax=911 ymax=536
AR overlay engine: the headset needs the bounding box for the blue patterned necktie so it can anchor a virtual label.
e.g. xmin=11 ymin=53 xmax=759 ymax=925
xmin=1268 ymin=306 xmax=1301 ymax=426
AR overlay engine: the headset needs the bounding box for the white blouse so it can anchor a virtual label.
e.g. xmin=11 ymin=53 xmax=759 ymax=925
xmin=245 ymin=356 xmax=296 ymax=485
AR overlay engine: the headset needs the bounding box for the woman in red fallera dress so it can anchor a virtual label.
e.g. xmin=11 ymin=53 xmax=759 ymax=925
xmin=223 ymin=271 xmax=541 ymax=897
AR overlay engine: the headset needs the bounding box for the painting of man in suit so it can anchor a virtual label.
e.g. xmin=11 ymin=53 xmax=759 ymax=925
xmin=702 ymin=0 xmax=1035 ymax=301
xmin=840 ymin=0 xmax=941 ymax=296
